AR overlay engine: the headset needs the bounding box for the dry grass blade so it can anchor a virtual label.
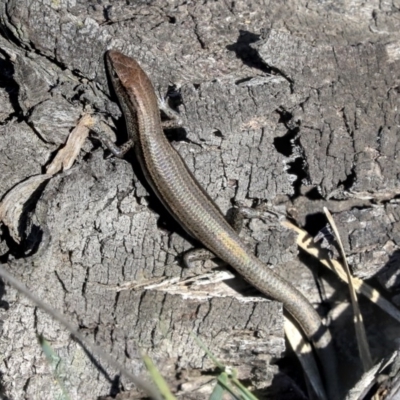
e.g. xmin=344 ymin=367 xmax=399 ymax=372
xmin=282 ymin=220 xmax=400 ymax=323
xmin=284 ymin=317 xmax=328 ymax=400
xmin=323 ymin=207 xmax=372 ymax=371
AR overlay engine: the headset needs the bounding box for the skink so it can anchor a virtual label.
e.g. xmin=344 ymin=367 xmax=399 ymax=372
xmin=103 ymin=50 xmax=338 ymax=399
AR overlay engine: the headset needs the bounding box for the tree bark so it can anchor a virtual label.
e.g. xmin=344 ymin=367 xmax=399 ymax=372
xmin=0 ymin=1 xmax=399 ymax=399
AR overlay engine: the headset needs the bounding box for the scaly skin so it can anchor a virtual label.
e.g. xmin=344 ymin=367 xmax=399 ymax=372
xmin=105 ymin=50 xmax=339 ymax=400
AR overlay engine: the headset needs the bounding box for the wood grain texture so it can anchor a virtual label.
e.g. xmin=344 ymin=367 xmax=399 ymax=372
xmin=0 ymin=0 xmax=399 ymax=398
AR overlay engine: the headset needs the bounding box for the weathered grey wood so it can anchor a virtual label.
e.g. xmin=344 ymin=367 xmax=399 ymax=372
xmin=0 ymin=0 xmax=399 ymax=399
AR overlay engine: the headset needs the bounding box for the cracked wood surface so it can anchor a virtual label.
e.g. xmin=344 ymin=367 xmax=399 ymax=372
xmin=0 ymin=0 xmax=400 ymax=399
